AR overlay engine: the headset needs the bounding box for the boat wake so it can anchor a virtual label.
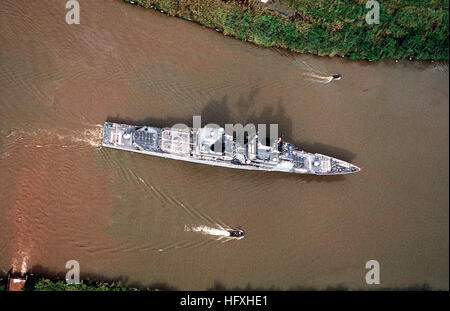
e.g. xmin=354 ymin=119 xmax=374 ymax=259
xmin=2 ymin=124 xmax=104 ymax=150
xmin=294 ymin=59 xmax=342 ymax=84
xmin=185 ymin=225 xmax=229 ymax=237
xmin=67 ymin=124 xmax=103 ymax=148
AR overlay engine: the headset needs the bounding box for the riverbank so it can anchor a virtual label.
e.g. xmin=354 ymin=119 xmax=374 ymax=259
xmin=124 ymin=0 xmax=449 ymax=60
xmin=0 ymin=275 xmax=435 ymax=291
xmin=0 ymin=275 xmax=142 ymax=291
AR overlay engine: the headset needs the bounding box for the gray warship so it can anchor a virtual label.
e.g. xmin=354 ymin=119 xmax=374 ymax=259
xmin=102 ymin=122 xmax=360 ymax=175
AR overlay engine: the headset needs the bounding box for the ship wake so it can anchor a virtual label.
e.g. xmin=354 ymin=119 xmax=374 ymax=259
xmin=184 ymin=224 xmax=242 ymax=241
xmin=294 ymin=60 xmax=341 ymax=84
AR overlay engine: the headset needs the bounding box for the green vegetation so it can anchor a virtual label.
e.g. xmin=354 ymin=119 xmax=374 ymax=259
xmin=0 ymin=275 xmax=141 ymax=291
xmin=27 ymin=278 xmax=135 ymax=291
xmin=124 ymin=0 xmax=449 ymax=60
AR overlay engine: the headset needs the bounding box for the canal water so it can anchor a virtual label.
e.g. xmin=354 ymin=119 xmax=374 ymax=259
xmin=0 ymin=0 xmax=448 ymax=290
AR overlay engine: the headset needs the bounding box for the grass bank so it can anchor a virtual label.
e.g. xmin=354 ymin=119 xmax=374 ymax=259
xmin=124 ymin=0 xmax=449 ymax=60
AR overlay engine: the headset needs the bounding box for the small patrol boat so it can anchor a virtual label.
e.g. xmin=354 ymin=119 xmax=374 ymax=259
xmin=228 ymin=229 xmax=245 ymax=238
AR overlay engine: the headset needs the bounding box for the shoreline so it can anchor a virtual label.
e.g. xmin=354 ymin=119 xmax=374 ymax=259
xmin=0 ymin=273 xmax=436 ymax=291
xmin=123 ymin=0 xmax=449 ymax=61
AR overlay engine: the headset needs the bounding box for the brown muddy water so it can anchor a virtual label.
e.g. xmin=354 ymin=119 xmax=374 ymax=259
xmin=0 ymin=0 xmax=448 ymax=290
